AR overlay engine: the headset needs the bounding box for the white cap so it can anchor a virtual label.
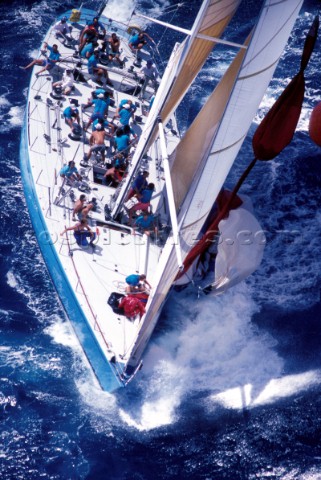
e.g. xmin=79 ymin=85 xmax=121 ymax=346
xmin=97 ymin=93 xmax=104 ymax=99
xmin=123 ymin=103 xmax=130 ymax=109
xmin=95 ymin=123 xmax=102 ymax=130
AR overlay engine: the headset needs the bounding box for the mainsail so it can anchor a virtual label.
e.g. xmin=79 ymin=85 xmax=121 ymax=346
xmin=170 ymin=34 xmax=250 ymax=210
xmin=125 ymin=0 xmax=304 ymax=371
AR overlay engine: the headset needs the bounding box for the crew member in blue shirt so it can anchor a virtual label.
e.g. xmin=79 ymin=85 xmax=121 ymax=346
xmin=113 ymin=100 xmax=136 ymax=127
xmin=60 ymin=161 xmax=82 ymax=182
xmin=128 ymin=183 xmax=155 ymax=223
xmin=83 ymin=93 xmax=110 ymax=130
xmin=114 ymin=129 xmax=130 ymax=156
xmin=92 ymin=17 xmax=106 ymax=36
xmin=117 ymin=98 xmax=136 ymax=113
xmin=134 ymin=212 xmax=158 ymax=237
xmin=63 ymin=105 xmax=80 ymax=129
xmin=129 ymin=31 xmax=154 ymax=53
xmin=92 ymin=117 xmax=115 ymax=133
xmin=126 ymin=170 xmax=149 ymax=201
xmin=125 ymin=273 xmax=152 ymax=293
xmin=80 ymin=41 xmax=98 ymax=59
xmin=87 ymin=50 xmax=112 ymax=87
xmin=91 ymin=87 xmax=112 ymax=100
xmin=122 ymin=124 xmax=138 ymax=141
xmin=21 ymin=42 xmax=61 ymax=75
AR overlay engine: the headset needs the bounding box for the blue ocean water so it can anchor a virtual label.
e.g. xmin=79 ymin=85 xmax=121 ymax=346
xmin=1 ymin=0 xmax=321 ymax=479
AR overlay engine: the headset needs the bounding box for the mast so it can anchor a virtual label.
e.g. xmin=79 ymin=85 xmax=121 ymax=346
xmin=158 ymin=118 xmax=184 ymax=271
xmin=110 ymin=41 xmax=183 ymax=218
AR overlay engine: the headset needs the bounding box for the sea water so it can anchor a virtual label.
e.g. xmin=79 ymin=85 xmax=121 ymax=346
xmin=1 ymin=0 xmax=321 ymax=478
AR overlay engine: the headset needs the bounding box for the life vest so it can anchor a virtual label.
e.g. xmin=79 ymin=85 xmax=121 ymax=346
xmin=119 ymin=295 xmax=145 ymax=319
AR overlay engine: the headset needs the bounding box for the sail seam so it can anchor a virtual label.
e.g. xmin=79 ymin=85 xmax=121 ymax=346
xmin=211 ymin=134 xmax=246 ymax=156
xmin=239 ymin=58 xmax=280 ymax=81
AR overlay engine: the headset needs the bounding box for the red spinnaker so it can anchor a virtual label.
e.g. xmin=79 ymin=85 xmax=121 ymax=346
xmin=253 ymin=15 xmax=319 ymax=160
xmin=309 ymin=102 xmax=321 ymax=146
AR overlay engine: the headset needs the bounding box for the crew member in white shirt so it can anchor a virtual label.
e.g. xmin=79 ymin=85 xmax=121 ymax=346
xmin=140 ymin=59 xmax=158 ymax=97
xmin=53 ymin=16 xmax=72 ymax=41
xmin=52 ymin=69 xmax=74 ymax=95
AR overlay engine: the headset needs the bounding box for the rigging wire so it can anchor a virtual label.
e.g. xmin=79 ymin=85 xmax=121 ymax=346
xmin=155 ymin=2 xmax=185 ymax=49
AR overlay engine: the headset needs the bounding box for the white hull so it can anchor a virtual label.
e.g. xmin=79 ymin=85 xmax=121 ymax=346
xmin=20 ymin=7 xmax=179 ymax=389
xmin=20 ymin=2 xmax=303 ymax=390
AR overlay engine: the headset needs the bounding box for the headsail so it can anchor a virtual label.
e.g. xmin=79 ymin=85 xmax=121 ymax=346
xmin=176 ymin=0 xmax=304 ymax=276
xmin=179 ymin=0 xmax=304 ymax=230
xmin=124 ymin=0 xmax=304 ymax=371
xmin=181 ymin=11 xmax=318 ymax=293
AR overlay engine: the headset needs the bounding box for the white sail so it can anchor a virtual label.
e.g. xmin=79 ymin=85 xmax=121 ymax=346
xmin=213 ymin=204 xmax=266 ymax=294
xmin=170 ymin=34 xmax=250 ymax=210
xmin=124 ymin=0 xmax=304 ymax=371
xmin=180 ymin=0 xmax=304 ymax=231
